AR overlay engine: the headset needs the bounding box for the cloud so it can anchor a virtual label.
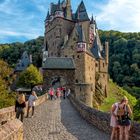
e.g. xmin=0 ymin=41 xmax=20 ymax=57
xmin=96 ymin=0 xmax=140 ymax=32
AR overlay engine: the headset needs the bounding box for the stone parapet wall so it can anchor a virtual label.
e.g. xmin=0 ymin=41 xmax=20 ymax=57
xmin=0 ymin=94 xmax=47 ymax=125
xmin=0 ymin=94 xmax=47 ymax=140
xmin=0 ymin=119 xmax=23 ymax=140
xmin=69 ymin=95 xmax=140 ymax=140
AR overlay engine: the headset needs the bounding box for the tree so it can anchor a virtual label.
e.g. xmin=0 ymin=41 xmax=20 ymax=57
xmin=17 ymin=64 xmax=43 ymax=88
xmin=0 ymin=60 xmax=15 ymax=109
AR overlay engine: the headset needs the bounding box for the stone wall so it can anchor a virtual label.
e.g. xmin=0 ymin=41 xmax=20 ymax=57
xmin=0 ymin=119 xmax=23 ymax=140
xmin=69 ymin=95 xmax=140 ymax=140
xmin=0 ymin=94 xmax=47 ymax=125
xmin=0 ymin=94 xmax=47 ymax=140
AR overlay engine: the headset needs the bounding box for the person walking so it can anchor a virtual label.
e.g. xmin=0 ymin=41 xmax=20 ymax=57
xmin=26 ymin=91 xmax=38 ymax=118
xmin=56 ymin=88 xmax=61 ymax=98
xmin=66 ymin=88 xmax=71 ymax=97
xmin=110 ymin=102 xmax=119 ymax=140
xmin=15 ymin=93 xmax=26 ymax=122
xmin=117 ymin=96 xmax=132 ymax=140
xmin=63 ymin=87 xmax=66 ymax=99
xmin=49 ymin=87 xmax=54 ymax=100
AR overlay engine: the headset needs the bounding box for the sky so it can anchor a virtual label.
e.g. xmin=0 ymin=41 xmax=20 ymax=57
xmin=0 ymin=0 xmax=140 ymax=43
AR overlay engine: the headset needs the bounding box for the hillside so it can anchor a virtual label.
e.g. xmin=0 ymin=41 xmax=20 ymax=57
xmin=99 ymin=80 xmax=137 ymax=112
xmin=99 ymin=80 xmax=140 ymax=121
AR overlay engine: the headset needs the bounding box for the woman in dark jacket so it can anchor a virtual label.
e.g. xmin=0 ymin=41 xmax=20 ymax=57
xmin=15 ymin=94 xmax=26 ymax=122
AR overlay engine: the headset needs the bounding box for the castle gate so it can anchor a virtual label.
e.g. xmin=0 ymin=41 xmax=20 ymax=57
xmin=42 ymin=57 xmax=75 ymax=91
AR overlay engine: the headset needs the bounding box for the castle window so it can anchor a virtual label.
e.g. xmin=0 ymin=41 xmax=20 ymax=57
xmin=75 ymin=79 xmax=78 ymax=83
xmin=96 ymin=63 xmax=98 ymax=67
xmin=77 ymin=55 xmax=80 ymax=58
xmin=80 ymin=87 xmax=81 ymax=91
xmin=65 ymin=55 xmax=67 ymax=57
xmin=72 ymin=55 xmax=75 ymax=59
xmin=103 ymin=63 xmax=104 ymax=67
xmin=91 ymin=87 xmax=93 ymax=91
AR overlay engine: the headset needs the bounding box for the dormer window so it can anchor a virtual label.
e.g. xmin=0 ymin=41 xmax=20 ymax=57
xmin=77 ymin=42 xmax=86 ymax=52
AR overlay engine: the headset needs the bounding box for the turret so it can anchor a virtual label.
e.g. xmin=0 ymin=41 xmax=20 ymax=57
xmin=76 ymin=24 xmax=87 ymax=52
xmin=89 ymin=15 xmax=96 ymax=44
xmin=55 ymin=0 xmax=64 ymax=18
xmin=105 ymin=42 xmax=109 ymax=64
xmin=66 ymin=0 xmax=72 ymax=20
xmin=45 ymin=10 xmax=50 ymax=26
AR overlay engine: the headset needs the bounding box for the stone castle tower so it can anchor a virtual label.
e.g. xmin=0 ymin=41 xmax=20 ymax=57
xmin=42 ymin=0 xmax=109 ymax=107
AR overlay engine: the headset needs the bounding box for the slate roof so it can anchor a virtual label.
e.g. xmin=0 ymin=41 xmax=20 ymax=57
xmin=15 ymin=51 xmax=30 ymax=72
xmin=90 ymin=37 xmax=102 ymax=59
xmin=43 ymin=57 xmax=75 ymax=69
xmin=76 ymin=24 xmax=86 ymax=42
xmin=75 ymin=1 xmax=89 ymax=21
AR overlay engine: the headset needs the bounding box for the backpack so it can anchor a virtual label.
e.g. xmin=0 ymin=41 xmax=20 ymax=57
xmin=116 ymin=105 xmax=131 ymax=126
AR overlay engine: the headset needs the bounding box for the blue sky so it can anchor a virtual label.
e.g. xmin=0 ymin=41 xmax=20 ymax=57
xmin=0 ymin=0 xmax=140 ymax=43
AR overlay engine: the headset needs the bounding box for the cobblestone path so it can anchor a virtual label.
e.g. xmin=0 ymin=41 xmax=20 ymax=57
xmin=24 ymin=99 xmax=110 ymax=140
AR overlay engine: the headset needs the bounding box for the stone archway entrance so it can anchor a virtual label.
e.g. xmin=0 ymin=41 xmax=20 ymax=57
xmin=43 ymin=69 xmax=75 ymax=91
xmin=51 ymin=76 xmax=66 ymax=89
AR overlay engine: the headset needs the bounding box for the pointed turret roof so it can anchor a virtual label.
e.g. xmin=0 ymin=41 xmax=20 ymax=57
xmin=46 ymin=10 xmax=50 ymax=20
xmin=90 ymin=15 xmax=94 ymax=24
xmin=76 ymin=0 xmax=89 ymax=21
xmin=76 ymin=24 xmax=86 ymax=42
xmin=90 ymin=37 xmax=102 ymax=59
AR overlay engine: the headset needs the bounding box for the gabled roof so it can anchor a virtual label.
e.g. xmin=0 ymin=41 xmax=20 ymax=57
xmin=76 ymin=24 xmax=86 ymax=42
xmin=75 ymin=1 xmax=89 ymax=21
xmin=43 ymin=57 xmax=75 ymax=69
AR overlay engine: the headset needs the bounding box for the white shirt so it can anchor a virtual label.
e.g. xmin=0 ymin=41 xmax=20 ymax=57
xmin=28 ymin=95 xmax=38 ymax=107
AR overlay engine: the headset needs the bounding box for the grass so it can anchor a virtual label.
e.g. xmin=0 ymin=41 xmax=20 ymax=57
xmin=99 ymin=79 xmax=137 ymax=113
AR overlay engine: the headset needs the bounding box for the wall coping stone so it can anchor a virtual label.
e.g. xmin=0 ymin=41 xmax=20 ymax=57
xmin=0 ymin=119 xmax=23 ymax=140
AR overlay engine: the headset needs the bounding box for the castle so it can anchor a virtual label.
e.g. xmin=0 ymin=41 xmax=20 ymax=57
xmin=42 ymin=0 xmax=109 ymax=107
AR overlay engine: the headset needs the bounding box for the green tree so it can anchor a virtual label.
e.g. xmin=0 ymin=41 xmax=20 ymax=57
xmin=17 ymin=64 xmax=43 ymax=88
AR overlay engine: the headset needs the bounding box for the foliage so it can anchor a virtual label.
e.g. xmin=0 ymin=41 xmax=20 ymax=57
xmin=17 ymin=64 xmax=43 ymax=88
xmin=99 ymin=30 xmax=140 ymax=97
xmin=0 ymin=60 xmax=15 ymax=109
xmin=133 ymin=99 xmax=140 ymax=122
xmin=99 ymin=80 xmax=137 ymax=114
xmin=0 ymin=36 xmax=44 ymax=68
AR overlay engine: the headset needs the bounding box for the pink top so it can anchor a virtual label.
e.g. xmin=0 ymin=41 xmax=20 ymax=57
xmin=49 ymin=88 xmax=54 ymax=95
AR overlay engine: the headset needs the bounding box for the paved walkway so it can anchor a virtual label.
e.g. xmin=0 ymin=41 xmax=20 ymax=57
xmin=23 ymin=99 xmax=110 ymax=140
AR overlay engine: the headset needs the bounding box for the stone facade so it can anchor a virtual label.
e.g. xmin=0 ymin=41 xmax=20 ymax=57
xmin=69 ymin=95 xmax=140 ymax=140
xmin=43 ymin=0 xmax=109 ymax=107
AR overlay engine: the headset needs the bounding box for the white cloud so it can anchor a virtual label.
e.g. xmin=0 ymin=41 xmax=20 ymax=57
xmin=96 ymin=0 xmax=140 ymax=32
xmin=0 ymin=29 xmax=39 ymax=39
